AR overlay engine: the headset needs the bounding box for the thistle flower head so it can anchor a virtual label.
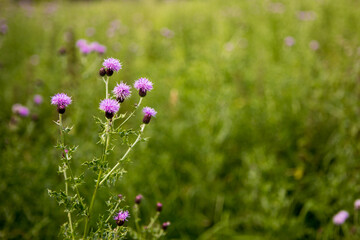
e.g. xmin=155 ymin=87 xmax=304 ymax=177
xmin=333 ymin=210 xmax=349 ymax=225
xmin=76 ymin=39 xmax=87 ymax=48
xmin=355 ymin=200 xmax=360 ymax=210
xmin=103 ymin=58 xmax=122 ymax=72
xmin=143 ymin=107 xmax=157 ymax=117
xmin=284 ymin=36 xmax=295 ymax=47
xmin=90 ymin=42 xmax=106 ymax=54
xmin=114 ymin=210 xmax=130 ymax=221
xmin=157 ymin=202 xmax=163 ymax=212
xmin=134 ymin=77 xmax=153 ymax=97
xmin=99 ymin=99 xmax=120 ymax=119
xmin=79 ymin=43 xmax=92 ymax=55
xmin=33 ymin=94 xmax=43 ymax=105
xmin=51 ymin=93 xmax=72 ymax=114
xmin=113 ymin=82 xmax=131 ymax=103
xmin=12 ymin=104 xmax=29 ymax=117
xmin=114 ymin=210 xmax=130 ymax=226
xmin=135 ymin=194 xmax=143 ymax=204
xmin=142 ymin=107 xmax=157 ymax=124
xmin=162 ymin=221 xmax=171 ymax=231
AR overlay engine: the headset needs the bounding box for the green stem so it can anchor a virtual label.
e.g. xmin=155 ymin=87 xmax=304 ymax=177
xmin=105 ymin=201 xmax=121 ymax=223
xmin=83 ymin=120 xmax=111 ymax=238
xmin=118 ymin=97 xmax=143 ymax=128
xmin=65 ymin=154 xmax=85 ymax=209
xmin=99 ymin=124 xmax=146 ymax=186
xmin=59 ymin=114 xmax=75 ymax=240
xmin=147 ymin=212 xmax=160 ymax=229
xmin=103 ymin=76 xmax=109 ymax=98
xmin=134 ymin=204 xmax=141 ymax=238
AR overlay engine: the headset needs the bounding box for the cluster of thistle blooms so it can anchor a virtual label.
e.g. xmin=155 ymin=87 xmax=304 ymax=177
xmin=332 ymin=199 xmax=360 ymax=226
xmin=11 ymin=95 xmax=43 ymax=123
xmin=51 ymin=58 xmax=157 ymax=123
xmin=115 ymin=194 xmax=170 ymax=232
xmin=98 ymin=58 xmax=156 ymax=122
xmin=76 ymin=39 xmax=106 ymax=55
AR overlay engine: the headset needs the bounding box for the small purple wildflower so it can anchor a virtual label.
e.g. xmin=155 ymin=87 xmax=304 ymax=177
xmin=114 ymin=210 xmax=130 ymax=226
xmin=355 ymin=200 xmax=360 ymax=210
xmin=79 ymin=43 xmax=92 ymax=55
xmin=90 ymin=42 xmax=106 ymax=54
xmin=0 ymin=23 xmax=7 ymax=35
xmin=12 ymin=104 xmax=29 ymax=117
xmin=333 ymin=210 xmax=349 ymax=225
xmin=33 ymin=94 xmax=43 ymax=105
xmin=284 ymin=36 xmax=295 ymax=47
xmin=162 ymin=221 xmax=171 ymax=231
xmin=51 ymin=93 xmax=72 ymax=114
xmin=99 ymin=99 xmax=120 ymax=119
xmin=309 ymin=40 xmax=320 ymax=51
xmin=156 ymin=202 xmax=163 ymax=212
xmin=113 ymin=82 xmax=131 ymax=103
xmin=142 ymin=107 xmax=157 ymax=124
xmin=134 ymin=78 xmax=153 ymax=97
xmin=103 ymin=58 xmax=122 ymax=72
xmin=160 ymin=28 xmax=175 ymax=39
xmin=268 ymin=2 xmax=285 ymax=14
xmin=297 ymin=11 xmax=316 ymax=21
xmin=76 ymin=39 xmax=87 ymax=48
xmin=135 ymin=194 xmax=143 ymax=204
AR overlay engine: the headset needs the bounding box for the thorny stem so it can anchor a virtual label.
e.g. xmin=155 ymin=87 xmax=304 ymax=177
xmin=105 ymin=200 xmax=121 ymax=223
xmin=118 ymin=97 xmax=143 ymax=128
xmin=59 ymin=114 xmax=75 ymax=240
xmin=99 ymin=124 xmax=146 ymax=186
xmin=83 ymin=119 xmax=111 ymax=238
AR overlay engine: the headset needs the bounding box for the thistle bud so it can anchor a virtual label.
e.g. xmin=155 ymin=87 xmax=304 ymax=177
xmin=99 ymin=67 xmax=106 ymax=76
xmin=162 ymin=221 xmax=171 ymax=231
xmin=156 ymin=202 xmax=163 ymax=212
xmin=135 ymin=194 xmax=143 ymax=204
xmin=106 ymin=69 xmax=113 ymax=76
xmin=142 ymin=107 xmax=157 ymax=124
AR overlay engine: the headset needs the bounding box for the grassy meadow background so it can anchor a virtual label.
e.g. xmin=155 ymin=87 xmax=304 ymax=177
xmin=1 ymin=0 xmax=360 ymax=239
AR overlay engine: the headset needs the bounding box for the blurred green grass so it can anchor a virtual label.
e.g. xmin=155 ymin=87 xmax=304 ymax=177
xmin=1 ymin=0 xmax=360 ymax=239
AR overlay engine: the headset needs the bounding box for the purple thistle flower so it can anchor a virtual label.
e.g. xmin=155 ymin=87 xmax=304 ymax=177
xmin=333 ymin=210 xmax=349 ymax=225
xmin=135 ymin=194 xmax=143 ymax=204
xmin=33 ymin=94 xmax=43 ymax=105
xmin=284 ymin=36 xmax=295 ymax=47
xmin=162 ymin=221 xmax=171 ymax=231
xmin=103 ymin=58 xmax=122 ymax=72
xmin=51 ymin=93 xmax=72 ymax=114
xmin=134 ymin=78 xmax=153 ymax=97
xmin=142 ymin=107 xmax=157 ymax=124
xmin=355 ymin=200 xmax=360 ymax=210
xmin=99 ymin=99 xmax=120 ymax=119
xmin=79 ymin=43 xmax=92 ymax=55
xmin=114 ymin=210 xmax=130 ymax=226
xmin=12 ymin=104 xmax=29 ymax=117
xmin=156 ymin=202 xmax=163 ymax=212
xmin=160 ymin=28 xmax=175 ymax=39
xmin=76 ymin=39 xmax=87 ymax=48
xmin=90 ymin=42 xmax=106 ymax=54
xmin=309 ymin=40 xmax=320 ymax=51
xmin=0 ymin=23 xmax=7 ymax=35
xmin=113 ymin=82 xmax=131 ymax=103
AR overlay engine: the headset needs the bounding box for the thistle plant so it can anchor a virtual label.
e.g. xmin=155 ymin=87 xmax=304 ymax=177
xmin=48 ymin=57 xmax=169 ymax=239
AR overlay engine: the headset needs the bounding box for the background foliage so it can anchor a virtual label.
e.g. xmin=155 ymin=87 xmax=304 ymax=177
xmin=1 ymin=0 xmax=360 ymax=239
